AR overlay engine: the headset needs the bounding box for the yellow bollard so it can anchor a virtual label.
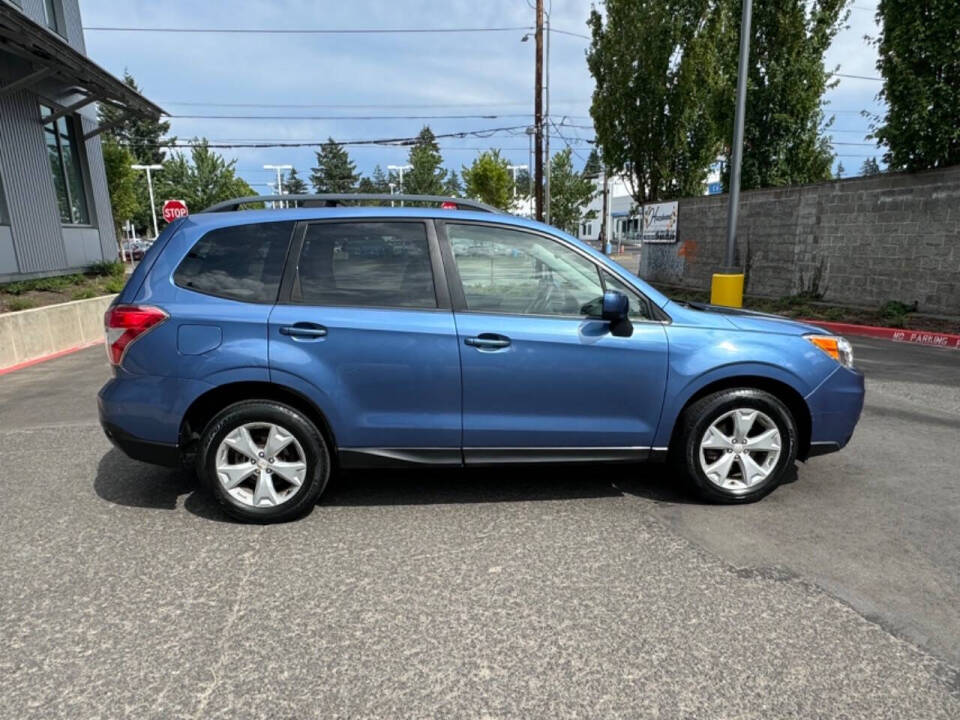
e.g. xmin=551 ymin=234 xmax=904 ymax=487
xmin=710 ymin=273 xmax=744 ymax=308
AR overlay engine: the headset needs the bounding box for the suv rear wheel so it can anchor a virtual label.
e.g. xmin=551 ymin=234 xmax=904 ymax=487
xmin=675 ymin=388 xmax=798 ymax=504
xmin=197 ymin=400 xmax=330 ymax=523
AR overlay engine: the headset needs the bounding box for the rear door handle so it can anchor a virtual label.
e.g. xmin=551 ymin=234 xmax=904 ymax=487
xmin=280 ymin=323 xmax=328 ymax=339
xmin=465 ymin=334 xmax=511 ymax=350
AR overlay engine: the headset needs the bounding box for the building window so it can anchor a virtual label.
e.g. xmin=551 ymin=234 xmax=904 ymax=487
xmin=41 ymin=107 xmax=89 ymax=225
xmin=43 ymin=0 xmax=62 ymax=34
xmin=0 ymin=171 xmax=9 ymax=224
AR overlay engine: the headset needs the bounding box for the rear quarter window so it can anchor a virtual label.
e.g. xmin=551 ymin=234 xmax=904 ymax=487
xmin=174 ymin=222 xmax=295 ymax=303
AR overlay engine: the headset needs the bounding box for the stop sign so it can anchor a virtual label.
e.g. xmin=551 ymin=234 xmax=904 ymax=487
xmin=162 ymin=199 xmax=188 ymax=223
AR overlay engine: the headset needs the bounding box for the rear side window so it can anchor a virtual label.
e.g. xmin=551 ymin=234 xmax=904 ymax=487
xmin=174 ymin=222 xmax=294 ymax=303
xmin=292 ymin=221 xmax=436 ymax=309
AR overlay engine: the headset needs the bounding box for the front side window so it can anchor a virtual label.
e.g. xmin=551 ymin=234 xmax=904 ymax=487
xmin=292 ymin=222 xmax=436 ymax=309
xmin=42 ymin=107 xmax=89 ymax=224
xmin=447 ymin=223 xmax=603 ymax=316
xmin=174 ymin=222 xmax=294 ymax=303
xmin=601 ymin=270 xmax=654 ymax=320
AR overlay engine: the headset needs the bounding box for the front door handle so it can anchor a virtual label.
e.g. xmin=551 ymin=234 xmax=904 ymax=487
xmin=465 ymin=333 xmax=511 ymax=350
xmin=280 ymin=323 xmax=328 ymax=339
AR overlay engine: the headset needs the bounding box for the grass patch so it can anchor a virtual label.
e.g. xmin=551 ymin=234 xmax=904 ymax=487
xmin=6 ymin=298 xmax=34 ymax=311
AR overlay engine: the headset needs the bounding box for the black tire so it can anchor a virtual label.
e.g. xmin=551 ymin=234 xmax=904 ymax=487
xmin=197 ymin=400 xmax=330 ymax=523
xmin=674 ymin=388 xmax=798 ymax=504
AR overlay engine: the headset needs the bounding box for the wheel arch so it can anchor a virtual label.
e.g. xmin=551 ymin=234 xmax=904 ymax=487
xmin=665 ymin=375 xmax=812 ymax=461
xmin=180 ymin=381 xmax=338 ymax=460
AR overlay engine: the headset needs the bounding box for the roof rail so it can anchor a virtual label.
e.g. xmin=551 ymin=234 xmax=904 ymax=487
xmin=200 ymin=193 xmax=503 ymax=214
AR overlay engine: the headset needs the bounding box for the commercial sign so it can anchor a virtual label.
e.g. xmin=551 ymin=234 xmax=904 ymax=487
xmin=641 ymin=201 xmax=678 ymax=243
xmin=161 ymin=199 xmax=188 ymax=223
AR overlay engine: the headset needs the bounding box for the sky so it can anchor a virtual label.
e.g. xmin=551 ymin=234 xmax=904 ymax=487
xmin=78 ymin=0 xmax=886 ymax=193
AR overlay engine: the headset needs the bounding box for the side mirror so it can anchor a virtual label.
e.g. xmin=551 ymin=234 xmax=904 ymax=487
xmin=601 ymin=290 xmax=633 ymax=337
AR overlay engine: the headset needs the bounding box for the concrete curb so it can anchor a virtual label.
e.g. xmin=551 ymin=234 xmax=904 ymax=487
xmin=802 ymin=319 xmax=960 ymax=350
xmin=0 ymin=294 xmax=117 ymax=373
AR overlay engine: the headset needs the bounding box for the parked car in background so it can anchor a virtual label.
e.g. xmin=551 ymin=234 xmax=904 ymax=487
xmin=119 ymin=240 xmax=145 ymax=261
xmin=98 ymin=194 xmax=864 ymax=523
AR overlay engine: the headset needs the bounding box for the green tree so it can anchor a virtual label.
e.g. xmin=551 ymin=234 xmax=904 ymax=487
xmin=587 ymin=0 xmax=726 ymax=203
xmin=310 ymin=138 xmax=358 ymax=193
xmin=582 ymin=148 xmax=603 ymax=178
xmin=462 ymin=150 xmax=513 ymax=210
xmin=98 ymin=71 xmax=174 ymax=164
xmin=872 ymin=0 xmax=960 ymax=170
xmin=405 ymin=126 xmax=447 ymax=195
xmin=834 ymin=162 xmax=845 ymax=179
xmin=357 ymin=165 xmax=391 ymax=193
xmin=719 ymin=0 xmax=847 ymax=190
xmin=513 ymin=168 xmax=531 ymax=198
xmin=444 ymin=170 xmax=463 ymax=197
xmin=860 ymin=157 xmax=882 ymax=176
xmin=155 ymin=140 xmax=257 ymax=218
xmin=548 ymin=149 xmax=598 ymax=234
xmin=283 ymin=167 xmax=308 ymax=196
xmin=101 ymin=138 xmax=140 ymax=236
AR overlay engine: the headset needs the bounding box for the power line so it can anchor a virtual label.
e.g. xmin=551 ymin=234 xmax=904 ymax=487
xmin=83 ymin=24 xmax=533 ymax=34
xmin=159 ymin=99 xmax=588 ymax=109
xmin=835 ymin=73 xmax=882 ymax=81
xmin=168 ymin=113 xmax=537 ymax=121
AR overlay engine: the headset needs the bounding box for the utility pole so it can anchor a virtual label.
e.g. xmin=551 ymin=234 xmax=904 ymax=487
xmin=600 ymin=169 xmax=610 ymax=255
xmin=543 ymin=10 xmax=551 ymax=225
xmin=131 ymin=164 xmax=162 ymax=238
xmin=712 ymin=0 xmax=753 ymax=308
xmin=533 ymin=0 xmax=544 ymax=221
xmin=264 ymin=164 xmax=292 ymax=208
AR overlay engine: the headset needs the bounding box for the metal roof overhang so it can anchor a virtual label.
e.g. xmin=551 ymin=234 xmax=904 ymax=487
xmin=0 ymin=2 xmax=164 ymax=140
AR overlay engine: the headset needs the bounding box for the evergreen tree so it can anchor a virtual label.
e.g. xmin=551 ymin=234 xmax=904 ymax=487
xmin=834 ymin=162 xmax=845 ymax=179
xmin=582 ymin=148 xmax=603 ymax=178
xmin=155 ymin=140 xmax=258 ymax=218
xmin=859 ymin=157 xmax=882 ymax=176
xmin=444 ymin=170 xmax=463 ymax=197
xmin=310 ymin=138 xmax=358 ymax=193
xmin=283 ymin=167 xmax=308 ymax=196
xmin=513 ymin=168 xmax=531 ymax=198
xmin=405 ymin=126 xmax=447 ymax=195
xmin=872 ymin=0 xmax=960 ymax=170
xmin=98 ymin=71 xmax=174 ymax=164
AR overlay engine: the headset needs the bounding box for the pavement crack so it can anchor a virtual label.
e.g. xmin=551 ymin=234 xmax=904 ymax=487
xmin=191 ymin=528 xmax=263 ymax=719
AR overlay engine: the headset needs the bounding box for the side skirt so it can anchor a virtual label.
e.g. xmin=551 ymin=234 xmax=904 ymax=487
xmin=339 ymin=447 xmax=661 ymax=469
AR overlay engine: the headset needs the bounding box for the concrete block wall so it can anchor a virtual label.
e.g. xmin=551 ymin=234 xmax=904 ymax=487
xmin=639 ymin=165 xmax=960 ymax=315
xmin=0 ymin=294 xmax=116 ymax=371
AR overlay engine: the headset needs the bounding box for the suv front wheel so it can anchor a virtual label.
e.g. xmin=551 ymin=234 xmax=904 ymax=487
xmin=197 ymin=400 xmax=331 ymax=523
xmin=676 ymin=388 xmax=798 ymax=504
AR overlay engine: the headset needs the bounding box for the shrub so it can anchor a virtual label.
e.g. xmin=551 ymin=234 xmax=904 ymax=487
xmin=71 ymin=288 xmax=98 ymax=300
xmin=105 ymin=276 xmax=126 ymax=294
xmin=1 ymin=281 xmax=29 ymax=296
xmin=87 ymin=260 xmax=125 ymax=279
xmin=31 ymin=274 xmax=83 ymax=292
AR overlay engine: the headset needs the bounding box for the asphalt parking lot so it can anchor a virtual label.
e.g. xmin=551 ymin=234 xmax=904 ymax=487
xmin=1 ymin=338 xmax=958 ymax=718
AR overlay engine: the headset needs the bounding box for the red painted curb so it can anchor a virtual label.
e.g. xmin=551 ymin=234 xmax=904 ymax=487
xmin=0 ymin=338 xmax=105 ymax=376
xmin=801 ymin=319 xmax=960 ymax=350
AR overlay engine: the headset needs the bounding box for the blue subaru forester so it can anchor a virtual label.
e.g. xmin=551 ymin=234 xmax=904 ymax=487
xmin=98 ymin=194 xmax=864 ymax=523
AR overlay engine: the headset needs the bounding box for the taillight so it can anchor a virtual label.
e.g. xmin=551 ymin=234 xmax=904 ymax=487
xmin=104 ymin=304 xmax=168 ymax=366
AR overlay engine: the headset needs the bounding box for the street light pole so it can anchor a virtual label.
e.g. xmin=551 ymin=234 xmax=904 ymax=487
xmin=131 ymin=164 xmax=162 ymax=238
xmin=387 ymin=164 xmax=412 ymax=205
xmin=507 ymin=164 xmax=528 ymax=201
xmin=264 ymin=164 xmax=292 ymax=208
xmin=713 ymin=0 xmax=753 ymax=308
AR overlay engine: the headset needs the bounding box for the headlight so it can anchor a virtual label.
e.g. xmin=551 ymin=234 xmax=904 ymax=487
xmin=806 ymin=334 xmax=855 ymax=368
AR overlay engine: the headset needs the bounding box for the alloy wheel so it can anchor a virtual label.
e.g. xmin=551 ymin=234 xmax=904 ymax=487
xmin=215 ymin=422 xmax=308 ymax=508
xmin=698 ymin=408 xmax=782 ymax=493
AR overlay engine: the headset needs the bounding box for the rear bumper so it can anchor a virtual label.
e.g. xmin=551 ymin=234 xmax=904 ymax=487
xmin=100 ymin=418 xmax=180 ymax=467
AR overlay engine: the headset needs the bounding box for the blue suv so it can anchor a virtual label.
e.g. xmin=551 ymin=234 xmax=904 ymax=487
xmin=98 ymin=194 xmax=864 ymax=523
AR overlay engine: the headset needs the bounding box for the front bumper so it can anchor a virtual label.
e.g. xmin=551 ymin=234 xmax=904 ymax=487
xmin=803 ymin=365 xmax=865 ymax=458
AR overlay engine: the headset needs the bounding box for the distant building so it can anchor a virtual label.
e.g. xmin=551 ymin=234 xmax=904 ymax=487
xmin=0 ymin=0 xmax=163 ymax=282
